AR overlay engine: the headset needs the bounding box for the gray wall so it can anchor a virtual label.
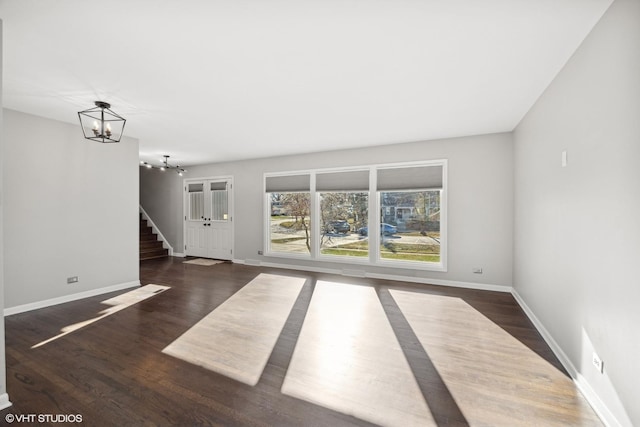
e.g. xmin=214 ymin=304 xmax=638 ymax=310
xmin=513 ymin=0 xmax=639 ymax=425
xmin=141 ymin=132 xmax=514 ymax=288
xmin=3 ymin=109 xmax=140 ymax=309
xmin=140 ymin=164 xmax=184 ymax=250
xmin=0 ymin=20 xmax=9 ymax=408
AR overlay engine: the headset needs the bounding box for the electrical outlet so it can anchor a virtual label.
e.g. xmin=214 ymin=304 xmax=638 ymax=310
xmin=258 ymin=250 xmax=263 ymax=255
xmin=472 ymin=267 xmax=483 ymax=274
xmin=592 ymin=352 xmax=604 ymax=373
xmin=67 ymin=276 xmax=79 ymax=284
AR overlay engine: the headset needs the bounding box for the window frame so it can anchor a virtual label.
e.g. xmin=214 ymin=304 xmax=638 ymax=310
xmin=263 ymin=160 xmax=447 ymax=272
xmin=264 ymin=171 xmax=313 ymax=259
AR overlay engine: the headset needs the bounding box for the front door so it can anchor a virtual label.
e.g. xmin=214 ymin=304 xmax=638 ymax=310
xmin=185 ymin=178 xmax=233 ymax=260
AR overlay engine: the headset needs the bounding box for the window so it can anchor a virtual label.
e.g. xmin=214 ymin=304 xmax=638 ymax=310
xmin=264 ymin=161 xmax=446 ymax=270
xmin=265 ymin=174 xmax=311 ymax=255
xmin=210 ymin=182 xmax=229 ymax=221
xmin=379 ymin=190 xmax=441 ymax=262
xmin=188 ymin=183 xmax=204 ymax=220
xmin=319 ymin=191 xmax=369 ymax=257
xmin=316 ymin=170 xmax=369 ymax=259
xmin=377 ymin=165 xmax=443 ymax=266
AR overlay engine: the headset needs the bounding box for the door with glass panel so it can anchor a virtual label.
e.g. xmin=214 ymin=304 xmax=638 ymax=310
xmin=185 ymin=179 xmax=233 ymax=259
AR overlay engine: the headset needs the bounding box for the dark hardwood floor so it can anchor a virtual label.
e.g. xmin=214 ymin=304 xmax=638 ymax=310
xmin=1 ymin=257 xmax=601 ymax=426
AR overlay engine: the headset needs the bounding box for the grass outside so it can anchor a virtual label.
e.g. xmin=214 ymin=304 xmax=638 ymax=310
xmin=278 ymin=220 xmax=310 ymax=230
xmin=320 ymin=247 xmax=440 ymax=262
xmin=319 ymin=239 xmax=440 ymax=262
xmin=381 ymin=242 xmax=439 ymax=253
xmin=380 ymin=252 xmax=440 ymax=262
xmin=271 ymin=236 xmax=307 ymax=244
xmin=321 ymin=248 xmax=369 ymax=257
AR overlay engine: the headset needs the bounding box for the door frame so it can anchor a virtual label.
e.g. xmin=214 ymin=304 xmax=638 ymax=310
xmin=183 ymin=175 xmax=234 ymax=260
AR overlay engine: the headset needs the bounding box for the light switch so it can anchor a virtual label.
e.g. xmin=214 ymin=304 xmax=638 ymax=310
xmin=561 ymin=150 xmax=568 ymax=167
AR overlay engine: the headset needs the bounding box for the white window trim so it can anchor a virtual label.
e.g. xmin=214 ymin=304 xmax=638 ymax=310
xmin=263 ymin=160 xmax=447 ymax=272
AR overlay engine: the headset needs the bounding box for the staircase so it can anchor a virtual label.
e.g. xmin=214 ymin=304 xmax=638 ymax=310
xmin=140 ymin=214 xmax=168 ymax=260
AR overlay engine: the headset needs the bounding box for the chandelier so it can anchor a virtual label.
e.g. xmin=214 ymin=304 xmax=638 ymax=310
xmin=141 ymin=155 xmax=186 ymax=176
xmin=78 ymin=101 xmax=126 ymax=143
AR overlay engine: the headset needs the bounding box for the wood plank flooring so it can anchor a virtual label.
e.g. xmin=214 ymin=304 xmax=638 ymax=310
xmin=163 ymin=273 xmax=305 ymax=386
xmin=1 ymin=257 xmax=602 ymax=426
xmin=282 ymin=281 xmax=433 ymax=426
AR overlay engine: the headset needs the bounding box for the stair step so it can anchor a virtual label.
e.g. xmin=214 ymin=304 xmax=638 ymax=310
xmin=140 ymin=240 xmax=163 ymax=250
xmin=140 ymin=247 xmax=169 ymax=260
xmin=140 ymin=246 xmax=167 ymax=255
xmin=139 ymin=214 xmax=169 ymax=261
xmin=140 ymin=232 xmax=158 ymax=241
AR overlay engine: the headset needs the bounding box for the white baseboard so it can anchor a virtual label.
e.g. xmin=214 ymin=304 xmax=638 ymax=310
xmin=0 ymin=393 xmax=12 ymax=410
xmin=511 ymin=289 xmax=622 ymax=427
xmin=259 ymin=261 xmax=340 ymax=275
xmin=4 ymin=281 xmax=141 ymax=316
xmin=366 ymin=272 xmax=511 ymax=292
xmin=233 ymin=259 xmax=511 ymax=292
xmin=172 ymin=252 xmax=186 ymax=258
xmin=237 ymin=259 xmax=260 ymax=266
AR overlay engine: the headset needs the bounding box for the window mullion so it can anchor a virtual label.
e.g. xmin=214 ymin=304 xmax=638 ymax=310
xmin=368 ymin=167 xmax=379 ymax=264
xmin=310 ymin=172 xmax=319 ymax=259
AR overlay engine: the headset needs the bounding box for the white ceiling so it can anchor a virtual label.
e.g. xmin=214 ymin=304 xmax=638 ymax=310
xmin=1 ymin=0 xmax=612 ymax=167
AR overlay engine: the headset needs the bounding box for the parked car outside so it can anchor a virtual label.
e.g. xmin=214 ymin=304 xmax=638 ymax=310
xmin=357 ymin=223 xmax=397 ymax=236
xmin=326 ymin=220 xmax=351 ymax=234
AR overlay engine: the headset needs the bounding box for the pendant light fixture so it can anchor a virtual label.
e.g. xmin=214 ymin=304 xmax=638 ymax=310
xmin=141 ymin=155 xmax=186 ymax=176
xmin=78 ymin=101 xmax=126 ymax=143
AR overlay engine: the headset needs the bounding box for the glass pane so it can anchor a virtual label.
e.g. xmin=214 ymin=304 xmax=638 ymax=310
xmin=379 ymin=190 xmax=441 ymax=263
xmin=188 ymin=183 xmax=203 ymax=192
xmin=268 ymin=192 xmax=311 ymax=255
xmin=320 ymin=192 xmax=368 ymax=258
xmin=211 ymin=190 xmax=228 ymax=221
xmin=189 ymin=192 xmax=204 ymax=220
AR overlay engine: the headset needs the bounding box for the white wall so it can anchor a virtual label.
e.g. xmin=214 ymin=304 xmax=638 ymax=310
xmin=513 ymin=0 xmax=639 ymax=425
xmin=3 ymin=109 xmax=140 ymax=310
xmin=141 ymin=132 xmax=514 ymax=288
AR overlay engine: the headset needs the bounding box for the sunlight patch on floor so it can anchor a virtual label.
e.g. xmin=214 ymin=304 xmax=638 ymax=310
xmin=282 ymin=281 xmax=435 ymax=427
xmin=32 ymin=284 xmax=169 ymax=349
xmin=162 ymin=273 xmax=305 ymax=386
xmin=389 ymin=290 xmax=602 ymax=426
